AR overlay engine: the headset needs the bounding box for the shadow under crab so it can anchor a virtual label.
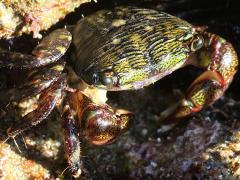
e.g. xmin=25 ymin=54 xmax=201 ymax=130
xmin=0 ymin=2 xmax=239 ymax=179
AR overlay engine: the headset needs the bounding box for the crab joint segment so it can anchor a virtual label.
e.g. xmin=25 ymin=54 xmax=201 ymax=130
xmin=68 ymin=90 xmax=133 ymax=146
xmin=0 ymin=29 xmax=72 ymax=69
xmin=160 ymin=32 xmax=238 ymax=125
xmin=62 ymin=103 xmax=82 ymax=178
xmin=0 ymin=61 xmax=65 ymax=108
xmin=7 ymin=75 xmax=66 ymax=137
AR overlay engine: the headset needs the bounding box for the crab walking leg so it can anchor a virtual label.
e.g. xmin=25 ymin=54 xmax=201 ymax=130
xmin=0 ymin=29 xmax=72 ymax=69
xmin=0 ymin=62 xmax=65 ymax=107
xmin=62 ymin=102 xmax=82 ymax=178
xmin=68 ymin=90 xmax=133 ymax=146
xmin=159 ymin=33 xmax=238 ymax=127
xmin=7 ymin=75 xmax=66 ymax=137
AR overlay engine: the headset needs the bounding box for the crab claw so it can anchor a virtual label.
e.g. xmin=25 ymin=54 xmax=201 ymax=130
xmin=68 ymin=90 xmax=133 ymax=145
xmin=158 ymin=31 xmax=238 ymax=131
xmin=81 ymin=104 xmax=133 ymax=145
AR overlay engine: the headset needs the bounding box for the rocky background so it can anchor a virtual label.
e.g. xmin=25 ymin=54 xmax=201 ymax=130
xmin=0 ymin=0 xmax=240 ymax=179
xmin=0 ymin=0 xmax=91 ymax=38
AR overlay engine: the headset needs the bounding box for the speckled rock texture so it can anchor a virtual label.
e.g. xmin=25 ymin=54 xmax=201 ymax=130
xmin=0 ymin=0 xmax=91 ymax=38
xmin=0 ymin=0 xmax=240 ymax=179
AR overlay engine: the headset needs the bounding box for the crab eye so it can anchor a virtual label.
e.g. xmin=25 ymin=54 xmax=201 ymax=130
xmin=99 ymin=71 xmax=118 ymax=87
xmin=191 ymin=35 xmax=204 ymax=51
xmin=99 ymin=72 xmax=113 ymax=86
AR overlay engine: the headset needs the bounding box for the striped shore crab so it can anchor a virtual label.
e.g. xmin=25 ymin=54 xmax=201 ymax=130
xmin=0 ymin=6 xmax=238 ymax=177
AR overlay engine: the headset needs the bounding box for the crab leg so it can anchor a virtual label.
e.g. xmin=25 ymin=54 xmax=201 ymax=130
xmin=0 ymin=62 xmax=65 ymax=107
xmin=62 ymin=102 xmax=82 ymax=178
xmin=0 ymin=29 xmax=72 ymax=69
xmin=7 ymin=75 xmax=66 ymax=137
xmin=159 ymin=33 xmax=238 ymax=128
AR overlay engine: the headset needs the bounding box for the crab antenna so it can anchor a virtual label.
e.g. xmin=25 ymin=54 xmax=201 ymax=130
xmin=59 ymin=166 xmax=70 ymax=178
xmin=13 ymin=137 xmax=22 ymax=153
xmin=1 ymin=136 xmax=10 ymax=144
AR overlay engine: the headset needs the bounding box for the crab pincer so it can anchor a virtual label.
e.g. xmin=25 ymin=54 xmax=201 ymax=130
xmin=159 ymin=30 xmax=238 ymax=130
xmin=62 ymin=90 xmax=133 ymax=177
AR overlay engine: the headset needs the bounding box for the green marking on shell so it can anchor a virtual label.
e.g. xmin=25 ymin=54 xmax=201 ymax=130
xmin=56 ymin=46 xmax=66 ymax=54
xmin=52 ymin=65 xmax=64 ymax=71
xmin=72 ymin=7 xmax=196 ymax=89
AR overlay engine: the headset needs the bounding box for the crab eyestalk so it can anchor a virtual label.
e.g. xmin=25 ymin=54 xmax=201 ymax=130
xmin=159 ymin=31 xmax=238 ymax=127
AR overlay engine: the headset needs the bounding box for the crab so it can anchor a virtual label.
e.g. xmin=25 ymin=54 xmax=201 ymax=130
xmin=0 ymin=6 xmax=238 ymax=177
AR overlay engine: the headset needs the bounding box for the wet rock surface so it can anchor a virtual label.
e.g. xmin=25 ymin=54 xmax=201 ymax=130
xmin=0 ymin=0 xmax=240 ymax=179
